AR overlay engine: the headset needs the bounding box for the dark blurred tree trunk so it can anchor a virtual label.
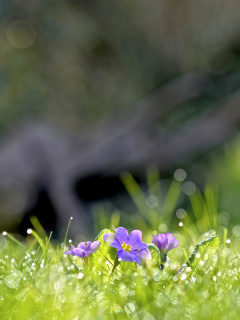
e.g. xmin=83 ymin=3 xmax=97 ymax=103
xmin=2 ymin=72 xmax=240 ymax=237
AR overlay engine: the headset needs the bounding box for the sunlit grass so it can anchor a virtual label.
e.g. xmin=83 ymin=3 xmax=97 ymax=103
xmin=0 ymin=173 xmax=239 ymax=320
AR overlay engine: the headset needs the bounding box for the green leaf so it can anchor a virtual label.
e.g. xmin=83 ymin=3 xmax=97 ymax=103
xmin=95 ymin=228 xmax=112 ymax=244
xmin=188 ymin=236 xmax=219 ymax=265
xmin=92 ymin=229 xmax=118 ymax=272
xmin=179 ymin=236 xmax=220 ymax=273
xmin=118 ymin=259 xmax=138 ymax=275
xmin=148 ymin=244 xmax=160 ymax=266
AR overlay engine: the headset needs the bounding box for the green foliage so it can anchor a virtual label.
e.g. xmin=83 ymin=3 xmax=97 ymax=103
xmin=92 ymin=228 xmax=118 ymax=276
xmin=188 ymin=236 xmax=220 ymax=266
xmin=147 ymin=244 xmax=160 ymax=267
xmin=0 ymin=177 xmax=240 ymax=320
xmin=179 ymin=236 xmax=220 ymax=276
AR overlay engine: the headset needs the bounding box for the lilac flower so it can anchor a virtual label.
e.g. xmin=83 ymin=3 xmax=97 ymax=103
xmin=152 ymin=233 xmax=178 ymax=253
xmin=103 ymin=227 xmax=151 ymax=265
xmin=64 ymin=241 xmax=101 ymax=258
xmin=152 ymin=233 xmax=178 ymax=270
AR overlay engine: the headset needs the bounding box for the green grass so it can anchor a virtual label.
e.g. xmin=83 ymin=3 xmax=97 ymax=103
xmin=0 ymin=174 xmax=239 ymax=320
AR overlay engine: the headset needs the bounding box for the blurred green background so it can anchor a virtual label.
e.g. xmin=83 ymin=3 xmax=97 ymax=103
xmin=2 ymin=0 xmax=240 ymax=131
xmin=1 ymin=0 xmax=240 ymax=235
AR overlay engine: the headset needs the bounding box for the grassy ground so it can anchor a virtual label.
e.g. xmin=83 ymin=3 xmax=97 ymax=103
xmin=0 ymin=173 xmax=239 ymax=320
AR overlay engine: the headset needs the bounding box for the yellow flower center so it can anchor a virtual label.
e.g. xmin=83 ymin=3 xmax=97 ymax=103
xmin=121 ymin=242 xmax=131 ymax=252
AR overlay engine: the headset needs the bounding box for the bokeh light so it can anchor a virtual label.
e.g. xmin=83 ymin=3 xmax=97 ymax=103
xmin=7 ymin=19 xmax=36 ymax=49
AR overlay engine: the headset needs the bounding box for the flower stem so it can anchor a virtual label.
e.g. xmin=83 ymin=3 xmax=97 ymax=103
xmin=84 ymin=256 xmax=89 ymax=268
xmin=160 ymin=253 xmax=167 ymax=271
xmin=111 ymin=255 xmax=120 ymax=274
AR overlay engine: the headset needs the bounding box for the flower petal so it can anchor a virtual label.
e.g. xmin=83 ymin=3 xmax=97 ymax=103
xmin=128 ymin=230 xmax=146 ymax=249
xmin=64 ymin=244 xmax=92 ymax=258
xmin=103 ymin=233 xmax=122 ymax=249
xmin=90 ymin=241 xmax=101 ymax=253
xmin=114 ymin=227 xmax=128 ymax=244
xmin=64 ymin=250 xmax=72 ymax=255
xmin=139 ymin=248 xmax=151 ymax=260
xmin=134 ymin=254 xmax=141 ymax=266
xmin=152 ymin=232 xmax=178 ymax=253
xmin=117 ymin=249 xmax=139 ymax=263
xmin=78 ymin=242 xmax=88 ymax=250
xmin=152 ymin=234 xmax=159 ymax=247
xmin=86 ymin=241 xmax=92 ymax=250
xmin=72 ymin=248 xmax=85 ymax=258
xmin=129 ymin=249 xmax=144 ymax=265
xmin=165 ymin=233 xmax=174 ymax=243
xmin=166 ymin=238 xmax=179 ymax=252
xmin=157 ymin=234 xmax=168 ymax=250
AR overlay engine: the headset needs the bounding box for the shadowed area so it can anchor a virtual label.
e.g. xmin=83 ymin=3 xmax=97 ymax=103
xmin=0 ymin=1 xmax=240 ymax=237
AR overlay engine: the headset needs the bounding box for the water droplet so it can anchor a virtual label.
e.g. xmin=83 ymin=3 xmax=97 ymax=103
xmin=182 ymin=181 xmax=196 ymax=195
xmin=209 ymin=229 xmax=216 ymax=236
xmin=174 ymin=169 xmax=187 ymax=182
xmin=232 ymin=225 xmax=240 ymax=237
xmin=124 ymin=302 xmax=136 ymax=314
xmin=7 ymin=19 xmax=37 ymax=49
xmin=158 ymin=224 xmax=168 ymax=232
xmin=77 ymin=273 xmax=84 ymax=279
xmin=176 ymin=208 xmax=186 ymax=219
xmin=146 ymin=195 xmax=159 ymax=208
xmin=181 ymin=273 xmax=187 ymax=280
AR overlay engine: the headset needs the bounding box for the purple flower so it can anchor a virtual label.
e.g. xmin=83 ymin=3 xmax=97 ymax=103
xmin=64 ymin=241 xmax=101 ymax=258
xmin=152 ymin=233 xmax=178 ymax=253
xmin=103 ymin=227 xmax=151 ymax=265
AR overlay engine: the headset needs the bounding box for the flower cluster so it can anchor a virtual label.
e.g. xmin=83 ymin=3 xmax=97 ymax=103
xmin=152 ymin=233 xmax=179 ymax=253
xmin=65 ymin=241 xmax=101 ymax=258
xmin=64 ymin=227 xmax=178 ymax=269
xmin=152 ymin=232 xmax=178 ymax=270
xmin=103 ymin=227 xmax=151 ymax=265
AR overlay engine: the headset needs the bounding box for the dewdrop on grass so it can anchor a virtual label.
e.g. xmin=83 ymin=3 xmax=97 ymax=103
xmin=27 ymin=229 xmax=32 ymax=235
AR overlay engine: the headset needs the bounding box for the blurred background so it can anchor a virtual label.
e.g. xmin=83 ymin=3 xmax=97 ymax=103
xmin=1 ymin=0 xmax=240 ymax=239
